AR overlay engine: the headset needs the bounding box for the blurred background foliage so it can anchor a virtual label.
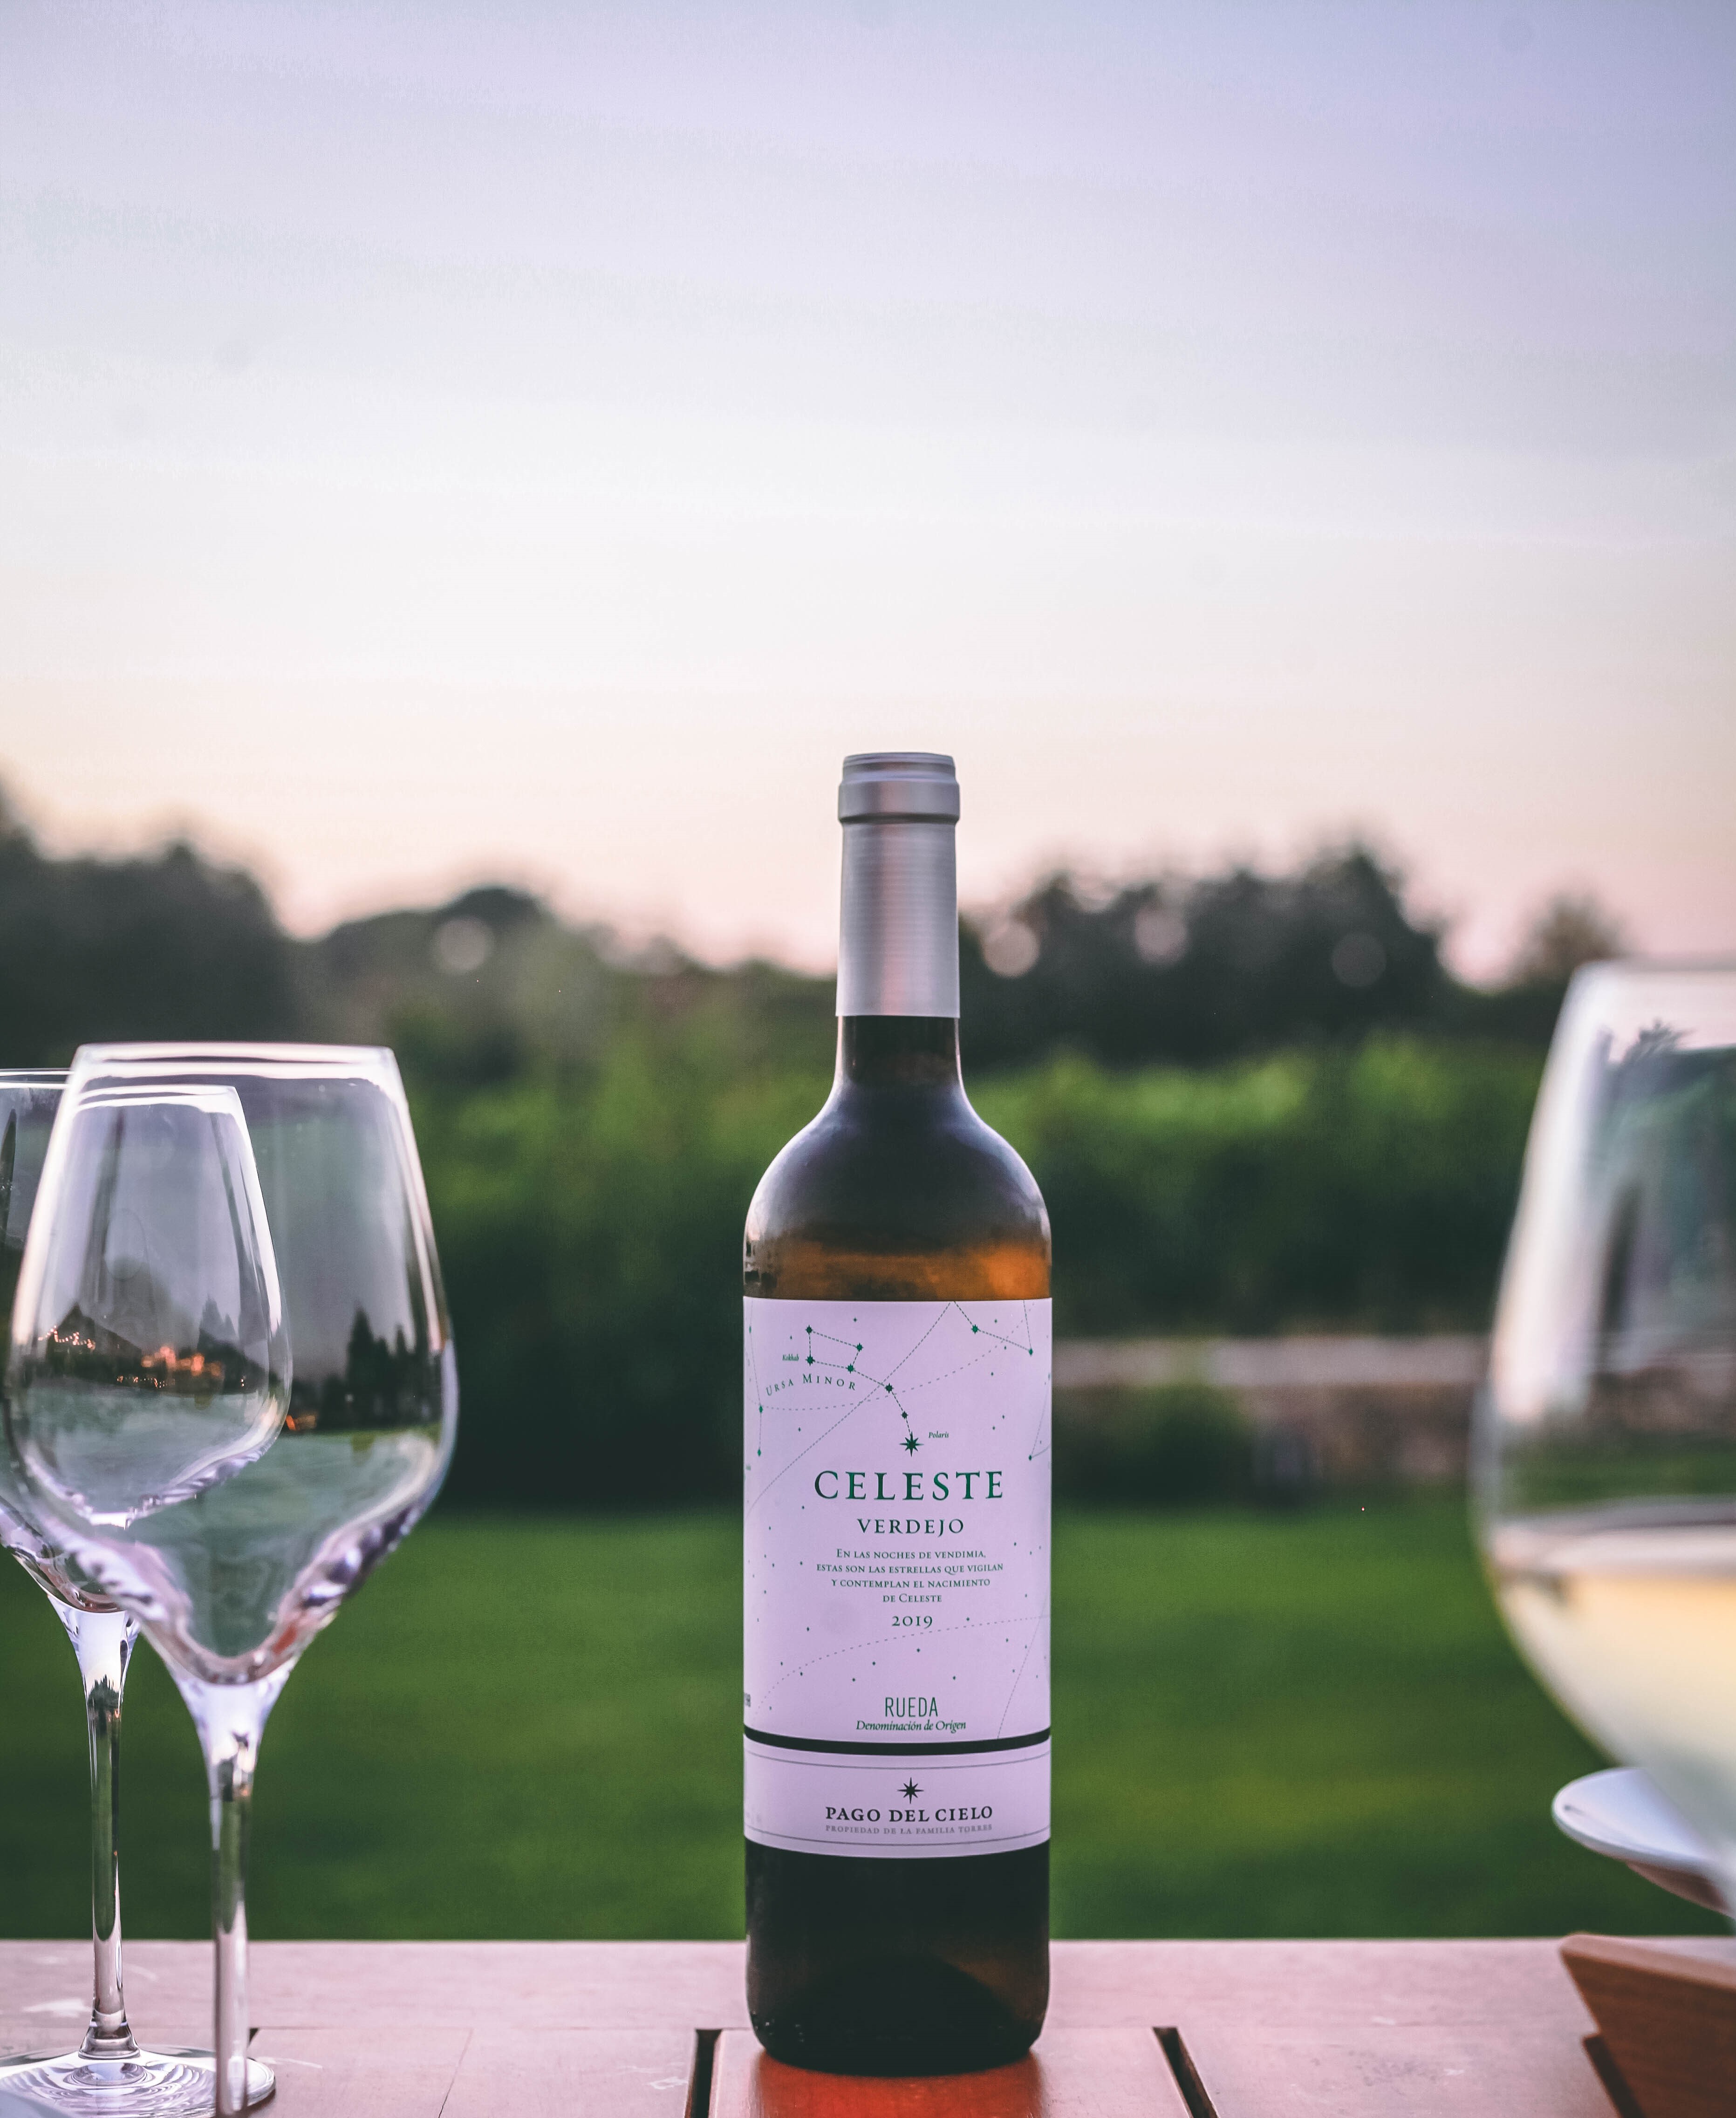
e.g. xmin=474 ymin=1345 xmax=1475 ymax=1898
xmin=6 ymin=787 xmax=1692 ymax=1946
xmin=0 ymin=786 xmax=1615 ymax=1507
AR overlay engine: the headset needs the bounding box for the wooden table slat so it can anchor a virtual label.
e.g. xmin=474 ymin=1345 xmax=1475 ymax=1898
xmin=443 ymin=2028 xmax=698 ymax=2118
xmin=1178 ymin=2022 xmax=1619 ymax=2118
xmin=247 ymin=1941 xmax=752 ymax=2030
xmin=247 ymin=2026 xmax=472 ymax=2118
xmin=710 ymin=2029 xmax=1190 ymax=2118
xmin=1048 ymin=1938 xmax=1606 ymax=2031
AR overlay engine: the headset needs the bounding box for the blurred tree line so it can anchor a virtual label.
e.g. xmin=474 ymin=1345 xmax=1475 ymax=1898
xmin=0 ymin=784 xmax=1620 ymax=1503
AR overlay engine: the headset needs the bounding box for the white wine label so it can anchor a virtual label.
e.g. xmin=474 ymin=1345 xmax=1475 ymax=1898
xmin=743 ymin=1295 xmax=1051 ymax=1860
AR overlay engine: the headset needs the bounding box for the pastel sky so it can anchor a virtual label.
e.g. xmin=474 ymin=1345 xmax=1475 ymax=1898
xmin=2 ymin=0 xmax=1731 ymax=974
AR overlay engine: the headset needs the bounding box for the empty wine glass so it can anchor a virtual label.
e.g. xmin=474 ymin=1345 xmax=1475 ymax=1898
xmin=0 ymin=1068 xmax=233 ymax=2115
xmin=7 ymin=1046 xmax=458 ymax=2116
xmin=1477 ymin=963 xmax=1736 ymax=1906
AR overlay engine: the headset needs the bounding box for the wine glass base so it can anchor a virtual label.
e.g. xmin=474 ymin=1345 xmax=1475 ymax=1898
xmin=0 ymin=2049 xmax=274 ymax=2114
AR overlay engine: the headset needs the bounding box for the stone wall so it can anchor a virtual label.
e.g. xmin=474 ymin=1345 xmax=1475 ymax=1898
xmin=1053 ymin=1335 xmax=1488 ymax=1486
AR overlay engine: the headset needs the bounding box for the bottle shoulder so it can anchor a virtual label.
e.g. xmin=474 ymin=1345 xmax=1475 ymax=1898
xmin=744 ymin=1083 xmax=1050 ymax=1301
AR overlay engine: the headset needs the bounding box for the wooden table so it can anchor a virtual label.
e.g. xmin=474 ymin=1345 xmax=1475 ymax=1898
xmin=3 ymin=1937 xmax=1729 ymax=2115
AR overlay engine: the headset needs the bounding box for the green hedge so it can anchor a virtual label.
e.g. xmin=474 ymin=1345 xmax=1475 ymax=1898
xmin=977 ymin=1038 xmax=1541 ymax=1336
xmin=418 ymin=1037 xmax=1540 ymax=1505
xmin=1053 ymin=1382 xmax=1255 ymax=1505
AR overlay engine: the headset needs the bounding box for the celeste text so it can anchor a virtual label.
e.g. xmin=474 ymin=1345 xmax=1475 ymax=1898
xmin=813 ymin=1470 xmax=1002 ymax=1501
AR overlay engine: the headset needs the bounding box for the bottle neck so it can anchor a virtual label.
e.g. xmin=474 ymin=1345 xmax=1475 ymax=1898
xmin=836 ymin=817 xmax=959 ymax=1019
xmin=835 ymin=1015 xmax=963 ymax=1091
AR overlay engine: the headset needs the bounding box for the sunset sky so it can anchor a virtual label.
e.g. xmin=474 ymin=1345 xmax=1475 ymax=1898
xmin=2 ymin=0 xmax=1731 ymax=974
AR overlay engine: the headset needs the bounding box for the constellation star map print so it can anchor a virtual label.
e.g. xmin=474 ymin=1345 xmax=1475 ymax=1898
xmin=744 ymin=1296 xmax=1051 ymax=1859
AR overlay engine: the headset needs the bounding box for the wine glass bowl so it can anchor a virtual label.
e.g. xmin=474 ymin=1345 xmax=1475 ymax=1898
xmin=12 ymin=1049 xmax=455 ymax=1688
xmin=11 ymin=1084 xmax=290 ymax=1537
xmin=0 ymin=1070 xmax=104 ymax=1608
xmin=1478 ymin=963 xmax=1736 ymax=1892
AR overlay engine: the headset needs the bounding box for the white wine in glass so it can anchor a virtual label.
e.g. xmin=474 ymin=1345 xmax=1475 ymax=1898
xmin=1479 ymin=965 xmax=1736 ymax=1898
xmin=7 ymin=1045 xmax=458 ymax=2116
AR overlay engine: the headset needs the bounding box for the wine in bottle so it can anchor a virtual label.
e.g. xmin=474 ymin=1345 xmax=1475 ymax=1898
xmin=742 ymin=752 xmax=1051 ymax=2075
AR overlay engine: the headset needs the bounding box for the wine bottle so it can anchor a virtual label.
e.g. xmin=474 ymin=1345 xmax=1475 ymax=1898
xmin=742 ymin=752 xmax=1051 ymax=2076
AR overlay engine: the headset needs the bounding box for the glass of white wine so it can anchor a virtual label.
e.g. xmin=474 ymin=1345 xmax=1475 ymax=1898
xmin=5 ymin=1045 xmax=458 ymax=2116
xmin=1479 ymin=963 xmax=1736 ymax=1904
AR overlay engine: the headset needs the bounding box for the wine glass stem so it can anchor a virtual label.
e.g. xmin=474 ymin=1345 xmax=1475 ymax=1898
xmin=213 ymin=1742 xmax=253 ymax=2114
xmin=176 ymin=1670 xmax=288 ymax=2117
xmin=63 ymin=1606 xmax=142 ymax=2061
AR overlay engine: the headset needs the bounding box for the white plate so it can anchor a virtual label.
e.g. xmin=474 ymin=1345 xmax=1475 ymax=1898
xmin=1552 ymin=1766 xmax=1726 ymax=1913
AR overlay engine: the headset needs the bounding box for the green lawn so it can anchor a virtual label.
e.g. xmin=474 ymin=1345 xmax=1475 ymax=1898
xmin=0 ymin=1501 xmax=1716 ymax=1941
